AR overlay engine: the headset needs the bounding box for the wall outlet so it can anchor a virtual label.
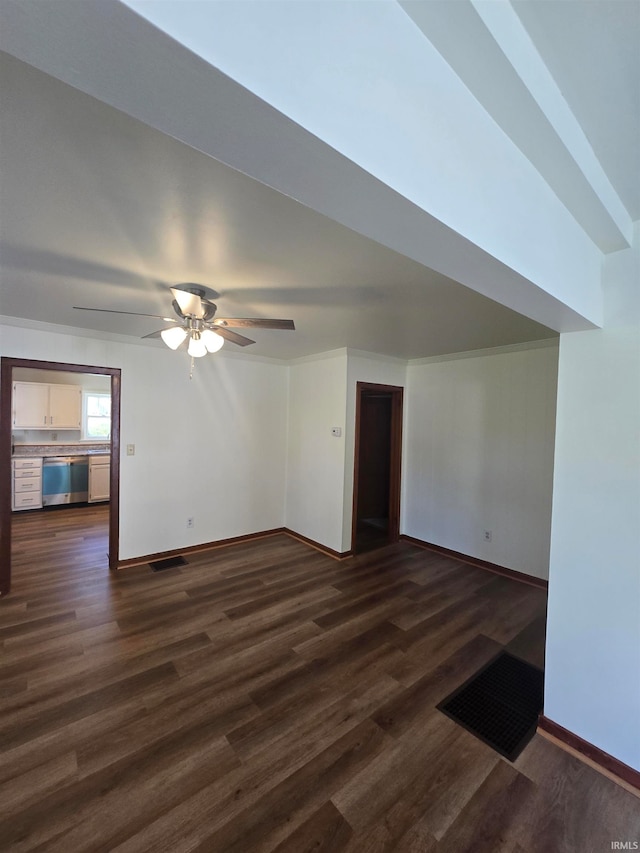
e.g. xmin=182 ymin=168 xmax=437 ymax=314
xmin=187 ymin=517 xmax=194 ymax=529
xmin=51 ymin=432 xmax=58 ymax=441
xmin=484 ymin=530 xmax=492 ymax=542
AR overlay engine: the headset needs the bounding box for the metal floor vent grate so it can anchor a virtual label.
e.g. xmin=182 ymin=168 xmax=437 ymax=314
xmin=150 ymin=555 xmax=188 ymax=572
xmin=437 ymin=651 xmax=544 ymax=761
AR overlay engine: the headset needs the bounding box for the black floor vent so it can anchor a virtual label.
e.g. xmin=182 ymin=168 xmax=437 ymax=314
xmin=150 ymin=555 xmax=188 ymax=572
xmin=437 ymin=651 xmax=544 ymax=761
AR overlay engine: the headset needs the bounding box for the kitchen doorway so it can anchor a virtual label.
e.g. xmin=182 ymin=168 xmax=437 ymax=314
xmin=351 ymin=382 xmax=403 ymax=554
xmin=0 ymin=357 xmax=121 ymax=596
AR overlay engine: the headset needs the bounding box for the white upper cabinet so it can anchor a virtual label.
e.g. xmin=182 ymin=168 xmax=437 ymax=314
xmin=48 ymin=384 xmax=82 ymax=428
xmin=12 ymin=383 xmax=49 ymax=427
xmin=13 ymin=382 xmax=82 ymax=429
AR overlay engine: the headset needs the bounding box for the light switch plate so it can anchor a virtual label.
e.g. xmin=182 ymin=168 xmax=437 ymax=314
xmin=331 ymin=427 xmax=342 ymax=437
xmin=126 ymin=444 xmax=135 ymax=456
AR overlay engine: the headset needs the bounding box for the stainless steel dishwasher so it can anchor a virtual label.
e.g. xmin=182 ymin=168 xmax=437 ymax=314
xmin=42 ymin=456 xmax=89 ymax=506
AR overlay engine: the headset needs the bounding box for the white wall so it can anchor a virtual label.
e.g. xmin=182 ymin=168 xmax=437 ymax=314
xmin=341 ymin=351 xmax=407 ymax=552
xmin=1 ymin=321 xmax=288 ymax=561
xmin=403 ymin=341 xmax=559 ymax=580
xmin=283 ymin=344 xmax=558 ymax=567
xmin=2 ymin=323 xmax=562 ymax=582
xmin=545 ymin=223 xmax=640 ymax=771
xmin=284 ymin=350 xmax=348 ymax=553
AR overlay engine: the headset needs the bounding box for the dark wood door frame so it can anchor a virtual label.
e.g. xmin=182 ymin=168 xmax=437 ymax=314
xmin=351 ymin=381 xmax=403 ymax=553
xmin=0 ymin=357 xmax=121 ymax=595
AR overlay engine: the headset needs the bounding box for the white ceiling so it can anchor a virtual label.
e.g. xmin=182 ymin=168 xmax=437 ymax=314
xmin=0 ymin=1 xmax=637 ymax=362
xmin=512 ymin=0 xmax=640 ymax=221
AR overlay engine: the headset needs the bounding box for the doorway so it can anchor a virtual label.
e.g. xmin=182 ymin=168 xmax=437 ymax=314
xmin=352 ymin=382 xmax=403 ymax=554
xmin=0 ymin=357 xmax=121 ymax=596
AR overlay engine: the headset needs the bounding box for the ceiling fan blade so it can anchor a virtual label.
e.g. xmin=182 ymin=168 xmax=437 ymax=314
xmin=213 ymin=318 xmax=295 ymax=330
xmin=170 ymin=287 xmax=204 ymax=318
xmin=212 ymin=326 xmax=255 ymax=347
xmin=74 ymin=306 xmax=176 ymax=321
xmin=141 ymin=328 xmax=169 ymax=340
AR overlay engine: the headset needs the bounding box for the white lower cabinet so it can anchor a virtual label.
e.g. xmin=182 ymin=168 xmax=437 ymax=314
xmin=89 ymin=455 xmax=110 ymax=502
xmin=12 ymin=457 xmax=43 ymax=511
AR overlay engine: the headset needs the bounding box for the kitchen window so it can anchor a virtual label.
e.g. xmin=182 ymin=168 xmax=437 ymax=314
xmin=84 ymin=393 xmax=111 ymax=440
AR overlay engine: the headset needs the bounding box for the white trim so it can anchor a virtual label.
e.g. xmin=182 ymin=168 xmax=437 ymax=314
xmin=0 ymin=316 xmax=558 ymax=367
xmin=345 ymin=348 xmax=408 ymax=366
xmin=408 ymin=337 xmax=559 ymax=366
xmin=0 ymin=314 xmax=152 ymax=348
xmin=289 ymin=348 xmax=407 ymax=366
xmin=288 ymin=348 xmax=349 ymax=366
xmin=0 ymin=315 xmax=290 ymax=366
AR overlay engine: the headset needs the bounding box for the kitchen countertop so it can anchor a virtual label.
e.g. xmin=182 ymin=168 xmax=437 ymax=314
xmin=12 ymin=445 xmax=110 ymax=457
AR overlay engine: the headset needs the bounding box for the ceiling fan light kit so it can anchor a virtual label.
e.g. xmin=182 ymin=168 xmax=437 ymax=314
xmin=187 ymin=333 xmax=208 ymax=359
xmin=161 ymin=320 xmax=225 ymax=358
xmin=160 ymin=326 xmax=187 ymax=350
xmin=201 ymin=329 xmax=224 ymax=353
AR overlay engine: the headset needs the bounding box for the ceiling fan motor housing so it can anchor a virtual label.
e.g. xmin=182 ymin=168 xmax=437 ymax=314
xmin=171 ymin=288 xmax=218 ymax=322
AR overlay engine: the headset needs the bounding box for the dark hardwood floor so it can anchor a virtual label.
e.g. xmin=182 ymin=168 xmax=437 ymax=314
xmin=1 ymin=505 xmax=638 ymax=851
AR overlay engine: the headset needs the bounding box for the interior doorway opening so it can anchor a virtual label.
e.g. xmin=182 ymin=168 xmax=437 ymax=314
xmin=0 ymin=357 xmax=121 ymax=596
xmin=352 ymin=382 xmax=403 ymax=554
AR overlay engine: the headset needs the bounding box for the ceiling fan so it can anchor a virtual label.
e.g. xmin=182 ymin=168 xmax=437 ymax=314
xmin=74 ymin=284 xmax=295 ymax=362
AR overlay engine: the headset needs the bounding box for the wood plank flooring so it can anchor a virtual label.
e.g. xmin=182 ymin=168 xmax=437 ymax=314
xmin=1 ymin=505 xmax=638 ymax=851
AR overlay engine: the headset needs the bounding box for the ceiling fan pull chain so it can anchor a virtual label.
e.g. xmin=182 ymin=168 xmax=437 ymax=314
xmin=189 ymin=356 xmax=195 ymax=380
